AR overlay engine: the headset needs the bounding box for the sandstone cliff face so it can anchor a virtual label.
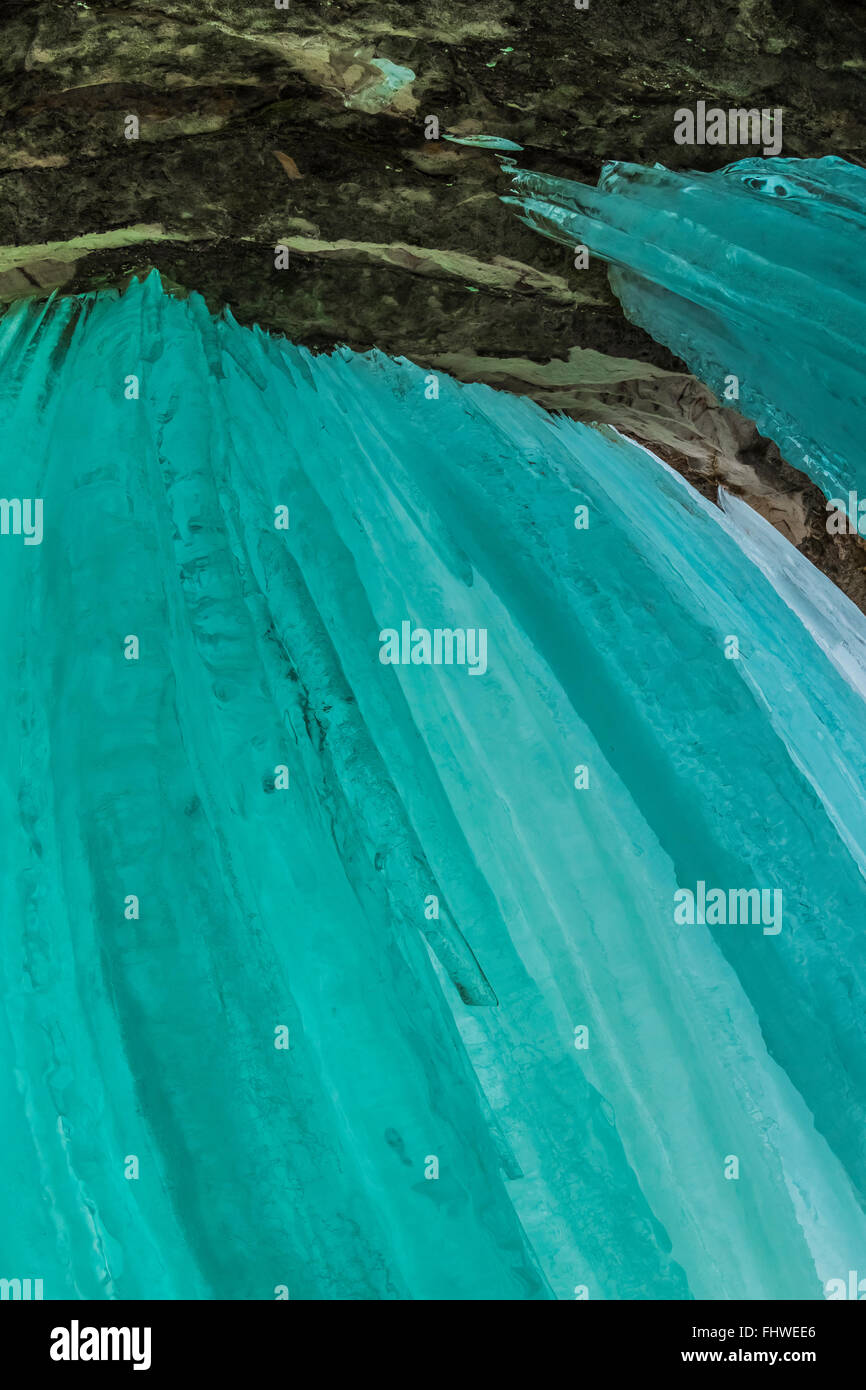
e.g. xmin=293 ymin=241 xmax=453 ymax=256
xmin=2 ymin=1 xmax=865 ymax=602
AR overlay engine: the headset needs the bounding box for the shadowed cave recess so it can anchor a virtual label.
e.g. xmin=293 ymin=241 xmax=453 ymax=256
xmin=2 ymin=0 xmax=866 ymax=1303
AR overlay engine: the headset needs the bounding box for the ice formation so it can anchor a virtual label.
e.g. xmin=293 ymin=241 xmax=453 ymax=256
xmin=1 ymin=276 xmax=865 ymax=1299
xmin=503 ymin=155 xmax=866 ymax=503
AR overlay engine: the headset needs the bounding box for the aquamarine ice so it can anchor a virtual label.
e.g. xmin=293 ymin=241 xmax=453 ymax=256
xmin=503 ymin=155 xmax=866 ymax=502
xmin=0 ymin=273 xmax=865 ymax=1299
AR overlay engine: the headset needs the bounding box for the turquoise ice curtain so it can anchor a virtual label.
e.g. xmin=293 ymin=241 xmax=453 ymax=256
xmin=503 ymin=155 xmax=866 ymax=502
xmin=1 ymin=274 xmax=866 ymax=1299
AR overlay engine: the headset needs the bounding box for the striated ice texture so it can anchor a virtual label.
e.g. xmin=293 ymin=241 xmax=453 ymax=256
xmin=1 ymin=275 xmax=866 ymax=1300
xmin=502 ymin=156 xmax=866 ymax=501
